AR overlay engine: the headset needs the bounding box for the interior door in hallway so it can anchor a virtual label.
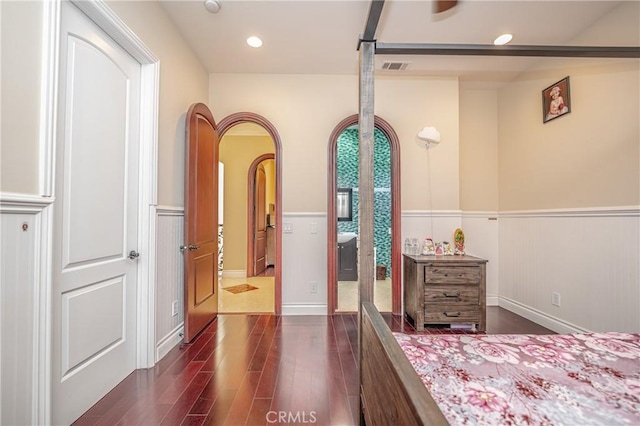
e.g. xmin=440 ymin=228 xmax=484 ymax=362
xmin=184 ymin=103 xmax=219 ymax=343
xmin=253 ymin=164 xmax=267 ymax=276
xmin=52 ymin=3 xmax=141 ymax=424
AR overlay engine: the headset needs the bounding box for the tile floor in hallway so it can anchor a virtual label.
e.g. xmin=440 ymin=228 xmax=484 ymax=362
xmin=336 ymin=279 xmax=391 ymax=312
xmin=218 ymin=276 xmax=275 ymax=314
xmin=219 ymin=276 xmax=392 ymax=314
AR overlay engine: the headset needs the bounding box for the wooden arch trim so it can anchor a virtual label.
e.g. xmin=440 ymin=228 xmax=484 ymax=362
xmin=327 ymin=114 xmax=402 ymax=315
xmin=247 ymin=153 xmax=275 ymax=277
xmin=217 ymin=112 xmax=283 ymax=316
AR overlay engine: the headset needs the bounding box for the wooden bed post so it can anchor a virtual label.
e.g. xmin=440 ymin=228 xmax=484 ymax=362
xmin=358 ymin=39 xmax=375 ymax=424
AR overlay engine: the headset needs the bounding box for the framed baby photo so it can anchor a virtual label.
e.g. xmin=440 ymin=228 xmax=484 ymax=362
xmin=542 ymin=76 xmax=571 ymax=123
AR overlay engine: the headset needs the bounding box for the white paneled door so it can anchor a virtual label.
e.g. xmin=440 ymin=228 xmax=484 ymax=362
xmin=52 ymin=3 xmax=141 ymax=424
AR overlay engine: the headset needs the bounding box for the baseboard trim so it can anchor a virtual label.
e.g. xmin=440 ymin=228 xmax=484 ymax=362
xmin=222 ymin=270 xmax=247 ymax=278
xmin=486 ymin=295 xmax=499 ymax=306
xmin=282 ymin=304 xmax=327 ymax=316
xmin=156 ymin=325 xmax=183 ymax=362
xmin=499 ymin=296 xmax=589 ymax=334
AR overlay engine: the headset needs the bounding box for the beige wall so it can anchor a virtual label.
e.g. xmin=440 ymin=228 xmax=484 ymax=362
xmin=0 ymin=1 xmax=209 ymax=203
xmin=220 ymin=135 xmax=274 ymax=271
xmin=106 ymin=0 xmax=209 ymax=207
xmin=497 ymin=4 xmax=639 ymax=211
xmin=459 ymin=90 xmax=499 ymax=211
xmin=1 ymin=1 xmax=44 ymax=194
xmin=209 ymin=74 xmax=461 ymax=213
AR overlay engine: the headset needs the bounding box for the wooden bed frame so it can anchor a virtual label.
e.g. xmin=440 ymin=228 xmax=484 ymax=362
xmin=360 ymin=302 xmax=448 ymax=425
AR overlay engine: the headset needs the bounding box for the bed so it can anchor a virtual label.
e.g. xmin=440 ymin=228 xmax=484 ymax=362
xmin=360 ymin=302 xmax=640 ymax=426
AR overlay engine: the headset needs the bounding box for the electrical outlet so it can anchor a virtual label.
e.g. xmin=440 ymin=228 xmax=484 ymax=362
xmin=552 ymin=292 xmax=561 ymax=307
xmin=172 ymin=300 xmax=179 ymax=316
xmin=283 ymin=223 xmax=293 ymax=234
xmin=310 ymin=222 xmax=318 ymax=234
xmin=310 ymin=282 xmax=318 ymax=294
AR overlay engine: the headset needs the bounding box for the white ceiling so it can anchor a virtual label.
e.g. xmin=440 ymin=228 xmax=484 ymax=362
xmin=160 ymin=0 xmax=636 ymax=88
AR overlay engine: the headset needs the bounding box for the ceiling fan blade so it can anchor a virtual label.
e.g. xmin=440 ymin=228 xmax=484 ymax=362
xmin=434 ymin=0 xmax=458 ymax=14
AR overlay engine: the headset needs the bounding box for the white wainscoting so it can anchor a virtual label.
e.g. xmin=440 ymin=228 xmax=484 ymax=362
xmin=278 ymin=210 xmax=498 ymax=315
xmin=462 ymin=212 xmax=499 ymax=306
xmin=155 ymin=206 xmax=184 ymax=361
xmin=281 ymin=213 xmax=328 ymax=315
xmin=499 ymin=207 xmax=640 ymax=333
xmin=401 ymin=210 xmax=463 ymax=245
xmin=0 ymin=194 xmax=52 ymax=425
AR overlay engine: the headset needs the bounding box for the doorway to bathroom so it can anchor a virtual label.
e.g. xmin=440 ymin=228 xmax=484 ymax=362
xmin=327 ymin=115 xmax=401 ymax=314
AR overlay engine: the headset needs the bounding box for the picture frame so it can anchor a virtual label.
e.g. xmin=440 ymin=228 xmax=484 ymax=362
xmin=542 ymin=76 xmax=571 ymax=123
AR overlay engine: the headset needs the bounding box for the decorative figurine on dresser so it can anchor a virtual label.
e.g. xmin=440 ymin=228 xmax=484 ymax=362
xmin=403 ymin=253 xmax=488 ymax=332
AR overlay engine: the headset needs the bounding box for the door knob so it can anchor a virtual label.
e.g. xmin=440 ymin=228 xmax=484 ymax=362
xmin=128 ymin=250 xmax=140 ymax=260
xmin=188 ymin=244 xmax=200 ymax=250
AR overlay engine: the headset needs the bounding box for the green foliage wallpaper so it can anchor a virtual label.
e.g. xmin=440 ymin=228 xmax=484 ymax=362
xmin=336 ymin=127 xmax=392 ymax=278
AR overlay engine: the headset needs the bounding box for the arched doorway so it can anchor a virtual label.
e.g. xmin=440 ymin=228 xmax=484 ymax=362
xmin=218 ymin=113 xmax=283 ymax=315
xmin=327 ymin=114 xmax=401 ymax=315
xmin=247 ymin=153 xmax=275 ymax=277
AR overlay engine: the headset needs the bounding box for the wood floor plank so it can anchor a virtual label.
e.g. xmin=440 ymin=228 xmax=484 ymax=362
xmin=203 ymin=388 xmax=237 ymax=425
xmin=246 ymin=398 xmax=271 ymax=426
xmin=75 ymin=307 xmax=554 ymax=426
xmin=158 ymin=361 xmax=205 ymax=405
xmin=222 ymin=371 xmax=262 ymax=425
xmin=159 ymin=371 xmax=212 ymax=425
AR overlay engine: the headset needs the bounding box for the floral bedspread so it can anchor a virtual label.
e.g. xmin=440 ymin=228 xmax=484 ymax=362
xmin=394 ymin=332 xmax=640 ymax=425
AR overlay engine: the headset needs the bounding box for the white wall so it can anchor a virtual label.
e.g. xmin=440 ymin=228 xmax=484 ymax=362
xmin=281 ymin=213 xmax=328 ymax=315
xmin=209 ymin=74 xmax=462 ymax=315
xmin=495 ymin=2 xmax=640 ymax=333
xmin=0 ymin=2 xmax=212 ymax=416
xmin=462 ymin=213 xmax=499 ymax=306
xmin=155 ymin=207 xmax=185 ymax=360
xmin=0 ymin=196 xmax=50 ymax=425
xmin=499 ymin=208 xmax=639 ymax=333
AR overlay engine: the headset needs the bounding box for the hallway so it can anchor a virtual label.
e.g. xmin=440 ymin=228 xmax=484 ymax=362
xmin=74 ymin=308 xmax=552 ymax=425
xmin=218 ymin=275 xmax=275 ymax=314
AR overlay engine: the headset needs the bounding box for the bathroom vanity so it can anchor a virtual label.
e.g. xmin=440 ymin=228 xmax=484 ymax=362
xmin=337 ymin=233 xmax=358 ymax=281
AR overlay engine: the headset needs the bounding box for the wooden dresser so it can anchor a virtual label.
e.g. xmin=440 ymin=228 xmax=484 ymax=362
xmin=403 ymin=254 xmax=487 ymax=332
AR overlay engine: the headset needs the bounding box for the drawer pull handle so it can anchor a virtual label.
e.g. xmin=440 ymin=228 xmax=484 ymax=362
xmin=443 ymin=292 xmax=460 ymax=298
xmin=444 ymin=311 xmax=461 ymax=317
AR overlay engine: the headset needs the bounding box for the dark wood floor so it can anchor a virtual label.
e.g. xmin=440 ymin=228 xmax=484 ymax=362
xmin=74 ymin=307 xmax=553 ymax=426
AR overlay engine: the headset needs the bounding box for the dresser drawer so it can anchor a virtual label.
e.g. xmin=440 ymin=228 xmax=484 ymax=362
xmin=424 ymin=305 xmax=480 ymax=323
xmin=425 ymin=286 xmax=479 ymax=305
xmin=424 ymin=265 xmax=480 ymax=285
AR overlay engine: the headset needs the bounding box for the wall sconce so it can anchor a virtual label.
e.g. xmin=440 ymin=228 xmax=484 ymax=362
xmin=416 ymin=126 xmax=441 ymax=149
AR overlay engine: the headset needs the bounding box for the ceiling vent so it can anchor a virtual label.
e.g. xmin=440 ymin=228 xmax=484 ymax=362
xmin=381 ymin=61 xmax=411 ymax=71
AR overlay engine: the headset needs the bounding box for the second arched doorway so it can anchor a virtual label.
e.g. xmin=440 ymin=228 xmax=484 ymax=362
xmin=327 ymin=114 xmax=402 ymax=315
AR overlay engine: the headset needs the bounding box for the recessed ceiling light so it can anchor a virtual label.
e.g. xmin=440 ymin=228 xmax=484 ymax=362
xmin=247 ymin=36 xmax=263 ymax=48
xmin=494 ymin=34 xmax=513 ymax=46
xmin=203 ymin=0 xmax=220 ymax=14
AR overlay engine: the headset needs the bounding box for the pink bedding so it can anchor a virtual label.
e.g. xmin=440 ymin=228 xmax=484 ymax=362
xmin=394 ymin=332 xmax=640 ymax=425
